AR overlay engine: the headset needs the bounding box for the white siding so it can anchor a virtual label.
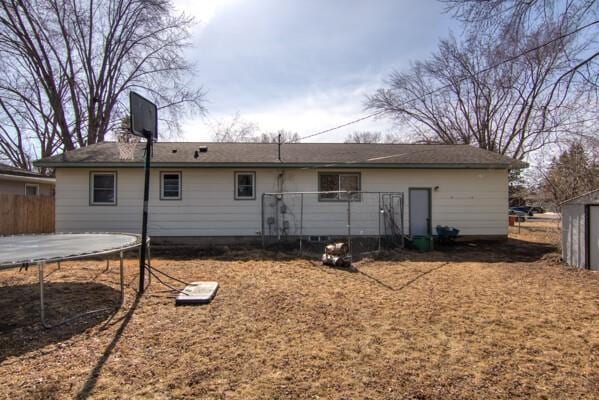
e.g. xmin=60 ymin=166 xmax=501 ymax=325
xmin=590 ymin=206 xmax=599 ymax=271
xmin=561 ymin=190 xmax=599 ymax=269
xmin=0 ymin=179 xmax=54 ymax=196
xmin=562 ymin=204 xmax=586 ymax=268
xmin=55 ymin=167 xmax=508 ymax=237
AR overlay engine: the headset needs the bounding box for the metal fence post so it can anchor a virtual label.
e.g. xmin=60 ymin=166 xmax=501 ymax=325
xmin=276 ymin=195 xmax=281 ymax=241
xmin=347 ymin=193 xmax=351 ymax=260
xmin=299 ymin=193 xmax=304 ymax=256
xmin=377 ymin=192 xmax=381 ymax=252
xmin=261 ymin=193 xmax=265 ymax=248
xmin=400 ymin=194 xmax=405 ymax=248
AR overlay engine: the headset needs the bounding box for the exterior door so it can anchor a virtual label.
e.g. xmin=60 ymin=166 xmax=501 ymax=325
xmin=409 ymin=188 xmax=431 ymax=236
xmin=590 ymin=206 xmax=599 ymax=271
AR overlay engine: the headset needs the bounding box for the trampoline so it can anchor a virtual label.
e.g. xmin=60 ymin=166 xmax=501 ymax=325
xmin=0 ymin=233 xmax=146 ymax=328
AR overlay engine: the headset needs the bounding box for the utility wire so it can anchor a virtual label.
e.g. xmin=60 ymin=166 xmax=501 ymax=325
xmin=291 ymin=19 xmax=599 ymax=144
xmin=294 ymin=110 xmax=387 ymax=142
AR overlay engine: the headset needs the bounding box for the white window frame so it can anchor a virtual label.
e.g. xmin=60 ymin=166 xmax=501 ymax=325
xmin=90 ymin=171 xmax=117 ymax=205
xmin=235 ymin=171 xmax=256 ymax=200
xmin=160 ymin=171 xmax=182 ymax=200
xmin=25 ymin=183 xmax=39 ymax=196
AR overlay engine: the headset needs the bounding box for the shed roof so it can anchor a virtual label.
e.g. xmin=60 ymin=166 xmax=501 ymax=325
xmin=35 ymin=142 xmax=526 ymax=169
xmin=560 ymin=188 xmax=599 ymax=205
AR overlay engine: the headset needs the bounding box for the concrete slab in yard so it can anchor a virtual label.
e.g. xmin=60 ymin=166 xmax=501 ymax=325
xmin=176 ymin=281 xmax=219 ymax=305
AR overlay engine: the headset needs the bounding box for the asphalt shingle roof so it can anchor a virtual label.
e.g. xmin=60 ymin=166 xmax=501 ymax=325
xmin=0 ymin=162 xmax=49 ymax=177
xmin=35 ymin=142 xmax=526 ymax=169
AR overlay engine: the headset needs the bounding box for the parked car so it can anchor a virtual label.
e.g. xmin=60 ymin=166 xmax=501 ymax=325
xmin=509 ymin=208 xmax=527 ymax=221
xmin=511 ymin=206 xmax=534 ymax=216
xmin=531 ymin=206 xmax=545 ymax=214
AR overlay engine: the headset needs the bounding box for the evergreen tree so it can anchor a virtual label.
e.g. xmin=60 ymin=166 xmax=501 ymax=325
xmin=542 ymin=142 xmax=598 ymax=205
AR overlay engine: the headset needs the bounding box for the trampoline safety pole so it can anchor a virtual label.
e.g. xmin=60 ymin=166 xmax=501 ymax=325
xmin=38 ymin=261 xmax=46 ymax=327
xmin=139 ymin=131 xmax=153 ymax=293
xmin=119 ymin=251 xmax=125 ymax=306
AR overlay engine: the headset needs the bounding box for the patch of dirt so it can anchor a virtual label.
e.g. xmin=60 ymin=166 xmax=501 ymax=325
xmin=1 ymin=221 xmax=598 ymax=399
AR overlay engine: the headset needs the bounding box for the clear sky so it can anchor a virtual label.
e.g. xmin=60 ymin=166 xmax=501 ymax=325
xmin=173 ymin=0 xmax=460 ymax=142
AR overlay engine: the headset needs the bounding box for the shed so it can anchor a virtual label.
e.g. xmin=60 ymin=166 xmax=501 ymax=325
xmin=561 ymin=189 xmax=599 ymax=270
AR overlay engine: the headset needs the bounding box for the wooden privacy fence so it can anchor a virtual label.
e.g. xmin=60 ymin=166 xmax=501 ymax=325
xmin=0 ymin=193 xmax=55 ymax=235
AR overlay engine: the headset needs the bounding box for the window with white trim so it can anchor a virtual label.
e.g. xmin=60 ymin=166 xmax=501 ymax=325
xmin=90 ymin=172 xmax=117 ymax=205
xmin=161 ymin=172 xmax=181 ymax=200
xmin=235 ymin=172 xmax=255 ymax=200
xmin=318 ymin=172 xmax=361 ymax=201
xmin=25 ymin=184 xmax=39 ymax=196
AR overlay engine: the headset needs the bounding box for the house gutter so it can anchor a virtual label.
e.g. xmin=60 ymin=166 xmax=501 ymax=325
xmin=0 ymin=173 xmax=56 ymax=184
xmin=34 ymin=161 xmax=524 ymax=170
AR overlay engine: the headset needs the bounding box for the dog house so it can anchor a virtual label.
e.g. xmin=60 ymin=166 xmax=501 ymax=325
xmin=561 ymin=189 xmax=599 ymax=270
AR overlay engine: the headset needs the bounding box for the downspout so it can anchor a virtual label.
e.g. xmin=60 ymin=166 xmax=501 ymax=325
xmin=278 ymin=132 xmax=282 ymax=162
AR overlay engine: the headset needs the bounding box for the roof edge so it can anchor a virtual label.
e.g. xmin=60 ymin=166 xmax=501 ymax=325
xmin=559 ymin=188 xmax=599 ymax=205
xmin=0 ymin=173 xmax=56 ymax=184
xmin=34 ymin=161 xmax=517 ymax=169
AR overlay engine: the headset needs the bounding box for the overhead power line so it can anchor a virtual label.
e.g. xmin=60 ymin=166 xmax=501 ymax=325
xmin=292 ymin=19 xmax=599 ymax=143
xmin=294 ymin=110 xmax=387 ymax=142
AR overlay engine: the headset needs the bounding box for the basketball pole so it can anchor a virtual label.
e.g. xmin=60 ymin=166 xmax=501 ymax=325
xmin=139 ymin=130 xmax=153 ymax=293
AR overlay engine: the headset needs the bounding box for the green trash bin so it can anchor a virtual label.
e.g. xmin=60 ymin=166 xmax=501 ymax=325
xmin=412 ymin=235 xmax=433 ymax=252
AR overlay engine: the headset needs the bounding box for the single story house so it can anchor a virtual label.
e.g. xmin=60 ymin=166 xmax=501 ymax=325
xmin=0 ymin=163 xmax=55 ymax=196
xmin=561 ymin=189 xmax=599 ymax=271
xmin=35 ymin=142 xmax=524 ymax=244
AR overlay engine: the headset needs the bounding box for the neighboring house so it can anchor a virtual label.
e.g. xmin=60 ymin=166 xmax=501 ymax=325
xmin=0 ymin=163 xmax=55 ymax=196
xmin=561 ymin=189 xmax=599 ymax=271
xmin=35 ymin=142 xmax=525 ymax=242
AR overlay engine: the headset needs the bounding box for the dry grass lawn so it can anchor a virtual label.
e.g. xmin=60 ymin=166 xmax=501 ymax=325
xmin=1 ymin=220 xmax=598 ymax=399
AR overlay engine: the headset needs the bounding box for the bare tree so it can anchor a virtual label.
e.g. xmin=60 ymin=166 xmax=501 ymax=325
xmin=367 ymin=24 xmax=594 ymax=159
xmin=344 ymin=131 xmax=383 ymax=143
xmin=0 ymin=58 xmax=63 ymax=169
xmin=442 ymin=0 xmax=599 ymax=95
xmin=344 ymin=130 xmax=406 ymax=144
xmin=257 ymin=130 xmax=300 ymax=143
xmin=0 ymin=0 xmax=205 ymax=169
xmin=211 ymin=113 xmax=260 ymax=142
xmin=211 ymin=114 xmax=300 ymax=143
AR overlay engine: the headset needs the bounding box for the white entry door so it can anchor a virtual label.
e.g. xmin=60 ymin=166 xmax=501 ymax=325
xmin=409 ymin=188 xmax=431 ymax=236
xmin=590 ymin=206 xmax=599 ymax=271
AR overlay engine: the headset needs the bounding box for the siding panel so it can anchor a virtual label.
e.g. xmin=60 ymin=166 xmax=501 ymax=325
xmin=55 ymin=167 xmax=508 ymax=237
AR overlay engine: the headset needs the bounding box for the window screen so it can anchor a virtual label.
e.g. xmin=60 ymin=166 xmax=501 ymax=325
xmin=25 ymin=184 xmax=39 ymax=196
xmin=161 ymin=172 xmax=181 ymax=200
xmin=319 ymin=174 xmax=339 ymax=200
xmin=318 ymin=173 xmax=361 ymax=201
xmin=91 ymin=173 xmax=116 ymax=204
xmin=235 ymin=172 xmax=255 ymax=199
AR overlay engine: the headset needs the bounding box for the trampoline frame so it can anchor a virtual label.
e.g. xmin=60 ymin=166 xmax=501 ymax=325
xmin=0 ymin=233 xmax=149 ymax=329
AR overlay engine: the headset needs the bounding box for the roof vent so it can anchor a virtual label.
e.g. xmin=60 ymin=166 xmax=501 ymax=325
xmin=171 ymin=149 xmax=177 ymax=153
xmin=199 ymin=145 xmax=208 ymax=153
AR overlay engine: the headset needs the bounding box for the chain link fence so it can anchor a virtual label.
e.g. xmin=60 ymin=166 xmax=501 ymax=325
xmin=261 ymin=191 xmax=405 ymax=258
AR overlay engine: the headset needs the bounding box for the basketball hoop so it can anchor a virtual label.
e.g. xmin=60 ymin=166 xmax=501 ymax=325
xmin=129 ymin=91 xmax=158 ymax=294
xmin=117 ymin=134 xmax=140 ymax=160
